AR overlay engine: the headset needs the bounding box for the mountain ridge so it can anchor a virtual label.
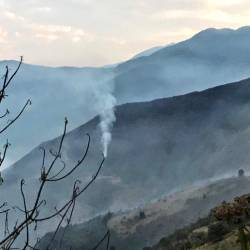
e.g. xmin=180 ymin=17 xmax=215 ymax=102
xmin=3 ymin=74 xmax=250 ymax=245
xmin=37 ymin=175 xmax=250 ymax=250
xmin=4 ymin=26 xmax=250 ymax=165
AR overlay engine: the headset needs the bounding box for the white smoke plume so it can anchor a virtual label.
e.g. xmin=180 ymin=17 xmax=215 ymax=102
xmin=93 ymin=72 xmax=117 ymax=158
xmin=99 ymin=92 xmax=116 ymax=157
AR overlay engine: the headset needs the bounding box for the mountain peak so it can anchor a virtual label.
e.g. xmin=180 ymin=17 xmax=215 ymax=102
xmin=191 ymin=27 xmax=234 ymax=39
xmin=190 ymin=26 xmax=250 ymax=41
xmin=237 ymin=25 xmax=250 ymax=32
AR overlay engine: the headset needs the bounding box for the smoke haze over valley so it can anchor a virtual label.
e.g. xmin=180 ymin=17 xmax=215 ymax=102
xmin=3 ymin=76 xmax=250 ymax=244
xmin=2 ymin=2 xmax=250 ymax=247
xmin=4 ymin=26 xmax=250 ymax=167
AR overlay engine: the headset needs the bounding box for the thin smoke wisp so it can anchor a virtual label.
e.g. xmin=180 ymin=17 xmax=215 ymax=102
xmin=99 ymin=93 xmax=116 ymax=157
xmin=93 ymin=74 xmax=117 ymax=158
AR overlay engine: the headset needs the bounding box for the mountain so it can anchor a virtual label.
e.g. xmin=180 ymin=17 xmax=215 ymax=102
xmin=145 ymin=189 xmax=250 ymax=250
xmin=37 ymin=175 xmax=250 ymax=250
xmin=3 ymin=76 xmax=250 ymax=239
xmin=132 ymin=46 xmax=166 ymax=59
xmin=114 ymin=26 xmax=250 ymax=103
xmin=147 ymin=214 xmax=242 ymax=250
xmin=4 ymin=26 xmax=250 ymax=165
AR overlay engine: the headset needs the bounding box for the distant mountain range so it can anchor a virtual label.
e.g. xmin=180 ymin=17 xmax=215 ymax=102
xmin=3 ymin=76 xmax=250 ymax=241
xmin=114 ymin=26 xmax=250 ymax=103
xmin=3 ymin=26 xmax=250 ymax=165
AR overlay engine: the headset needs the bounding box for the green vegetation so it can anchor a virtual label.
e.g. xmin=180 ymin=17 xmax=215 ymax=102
xmin=145 ymin=194 xmax=250 ymax=250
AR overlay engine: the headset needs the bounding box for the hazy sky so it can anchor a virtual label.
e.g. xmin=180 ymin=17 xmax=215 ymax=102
xmin=0 ymin=0 xmax=249 ymax=67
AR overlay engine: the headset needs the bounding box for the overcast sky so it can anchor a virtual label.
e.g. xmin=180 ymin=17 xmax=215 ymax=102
xmin=0 ymin=0 xmax=249 ymax=67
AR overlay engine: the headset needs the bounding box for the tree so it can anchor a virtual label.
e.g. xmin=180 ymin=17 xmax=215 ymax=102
xmin=238 ymin=169 xmax=245 ymax=178
xmin=213 ymin=194 xmax=250 ymax=250
xmin=0 ymin=58 xmax=110 ymax=249
xmin=139 ymin=211 xmax=146 ymax=220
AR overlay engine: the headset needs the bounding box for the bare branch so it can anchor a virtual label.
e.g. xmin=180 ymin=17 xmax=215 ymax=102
xmin=0 ymin=99 xmax=31 ymax=135
xmin=0 ymin=58 xmax=107 ymax=250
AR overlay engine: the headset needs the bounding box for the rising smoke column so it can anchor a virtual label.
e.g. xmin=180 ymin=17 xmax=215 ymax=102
xmin=94 ymin=73 xmax=117 ymax=158
xmin=99 ymin=92 xmax=116 ymax=157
